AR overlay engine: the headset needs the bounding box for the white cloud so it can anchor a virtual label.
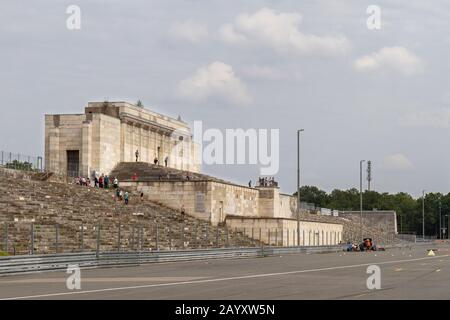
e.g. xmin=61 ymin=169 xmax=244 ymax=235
xmin=177 ymin=61 xmax=251 ymax=106
xmin=354 ymin=47 xmax=423 ymax=75
xmin=399 ymin=108 xmax=450 ymax=128
xmin=168 ymin=20 xmax=209 ymax=43
xmin=218 ymin=24 xmax=246 ymax=44
xmin=383 ymin=153 xmax=414 ymax=170
xmin=240 ymin=65 xmax=284 ymax=80
xmin=219 ymin=7 xmax=350 ymax=56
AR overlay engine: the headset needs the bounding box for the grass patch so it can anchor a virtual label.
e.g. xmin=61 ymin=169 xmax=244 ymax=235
xmin=0 ymin=251 xmax=8 ymax=256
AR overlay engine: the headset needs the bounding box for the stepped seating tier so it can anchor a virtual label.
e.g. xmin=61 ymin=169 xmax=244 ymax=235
xmin=0 ymin=168 xmax=257 ymax=255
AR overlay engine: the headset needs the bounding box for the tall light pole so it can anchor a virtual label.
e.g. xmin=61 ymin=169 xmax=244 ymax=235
xmin=400 ymin=215 xmax=403 ymax=234
xmin=297 ymin=129 xmax=304 ymax=247
xmin=439 ymin=199 xmax=442 ymax=239
xmin=367 ymin=161 xmax=372 ymax=191
xmin=445 ymin=215 xmax=449 ymax=240
xmin=360 ymin=160 xmax=366 ymax=242
xmin=445 ymin=214 xmax=449 ymax=239
xmin=422 ymin=190 xmax=426 ymax=239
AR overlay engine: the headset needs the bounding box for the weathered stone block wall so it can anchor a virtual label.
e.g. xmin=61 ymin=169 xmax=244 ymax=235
xmin=298 ymin=220 xmax=343 ymax=246
xmin=126 ymin=179 xmax=310 ymax=227
xmin=131 ymin=181 xmax=212 ymax=222
xmin=339 ymin=211 xmax=398 ymax=236
xmin=226 ymin=217 xmax=343 ymax=246
xmin=278 ymin=193 xmax=297 ymax=219
xmin=98 ymin=114 xmax=121 ymax=175
xmin=210 ymin=182 xmax=259 ymax=225
xmin=257 ymin=187 xmax=277 ymax=217
xmin=44 ymin=114 xmax=85 ymax=174
xmin=130 ymin=180 xmax=260 ymax=225
xmin=257 ymin=188 xmax=300 ymax=219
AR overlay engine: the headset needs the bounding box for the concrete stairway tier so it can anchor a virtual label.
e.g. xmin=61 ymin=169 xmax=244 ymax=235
xmin=0 ymin=168 xmax=258 ymax=255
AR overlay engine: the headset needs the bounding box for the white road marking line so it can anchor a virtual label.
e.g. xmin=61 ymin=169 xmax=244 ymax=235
xmin=2 ymin=276 xmax=207 ymax=284
xmin=2 ymin=254 xmax=449 ymax=300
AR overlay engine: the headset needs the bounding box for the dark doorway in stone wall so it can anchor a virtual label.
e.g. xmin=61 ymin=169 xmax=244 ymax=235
xmin=67 ymin=150 xmax=80 ymax=177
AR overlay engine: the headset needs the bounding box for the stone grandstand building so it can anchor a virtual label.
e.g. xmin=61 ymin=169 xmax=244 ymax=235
xmin=45 ymin=101 xmax=199 ymax=178
xmin=42 ymin=100 xmax=398 ymax=246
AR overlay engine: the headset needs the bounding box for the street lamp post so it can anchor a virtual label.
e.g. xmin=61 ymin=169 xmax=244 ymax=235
xmin=400 ymin=215 xmax=403 ymax=234
xmin=445 ymin=214 xmax=449 ymax=239
xmin=297 ymin=129 xmax=304 ymax=247
xmin=445 ymin=215 xmax=449 ymax=240
xmin=360 ymin=160 xmax=366 ymax=242
xmin=439 ymin=200 xmax=442 ymax=239
xmin=422 ymin=190 xmax=426 ymax=239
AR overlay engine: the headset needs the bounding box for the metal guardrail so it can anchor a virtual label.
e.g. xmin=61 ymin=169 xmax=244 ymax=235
xmin=415 ymin=238 xmax=436 ymax=243
xmin=0 ymin=245 xmax=347 ymax=276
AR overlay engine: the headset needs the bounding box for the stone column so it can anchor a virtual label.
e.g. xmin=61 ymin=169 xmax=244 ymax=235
xmin=138 ymin=125 xmax=143 ymax=161
xmin=158 ymin=131 xmax=163 ymax=161
xmin=162 ymin=133 xmax=167 ymax=164
xmin=150 ymin=129 xmax=155 ymax=160
xmin=130 ymin=123 xmax=134 ymax=161
xmin=81 ymin=121 xmax=92 ymax=177
xmin=120 ymin=122 xmax=126 ymax=162
xmin=47 ymin=128 xmax=60 ymax=173
xmin=146 ymin=127 xmax=150 ymax=163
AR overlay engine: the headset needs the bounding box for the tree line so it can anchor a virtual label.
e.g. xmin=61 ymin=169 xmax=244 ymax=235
xmin=295 ymin=186 xmax=449 ymax=237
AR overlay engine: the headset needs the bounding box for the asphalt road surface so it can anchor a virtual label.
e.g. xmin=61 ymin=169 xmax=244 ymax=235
xmin=0 ymin=244 xmax=449 ymax=300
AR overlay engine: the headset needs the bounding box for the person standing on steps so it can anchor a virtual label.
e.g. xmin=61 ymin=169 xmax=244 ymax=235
xmin=104 ymin=175 xmax=109 ymax=189
xmin=132 ymin=172 xmax=138 ymax=182
xmin=99 ymin=174 xmax=104 ymax=188
xmin=164 ymin=156 xmax=168 ymax=167
xmin=113 ymin=177 xmax=119 ymax=189
xmin=154 ymin=156 xmax=159 ymax=165
xmin=135 ymin=149 xmax=140 ymax=162
xmin=181 ymin=204 xmax=185 ymax=217
xmin=124 ymin=191 xmax=129 ymax=205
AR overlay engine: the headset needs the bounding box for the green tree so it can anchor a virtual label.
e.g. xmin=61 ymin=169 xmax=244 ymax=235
xmin=290 ymin=185 xmax=446 ymax=237
xmin=327 ymin=188 xmax=360 ymax=210
xmin=294 ymin=186 xmax=329 ymax=207
xmin=5 ymin=160 xmax=33 ymax=171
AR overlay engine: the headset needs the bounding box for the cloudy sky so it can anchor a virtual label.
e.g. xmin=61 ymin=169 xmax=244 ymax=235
xmin=1 ymin=0 xmax=450 ymax=197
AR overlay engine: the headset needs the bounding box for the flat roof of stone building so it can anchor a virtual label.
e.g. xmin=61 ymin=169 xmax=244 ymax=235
xmin=86 ymin=101 xmax=187 ymax=126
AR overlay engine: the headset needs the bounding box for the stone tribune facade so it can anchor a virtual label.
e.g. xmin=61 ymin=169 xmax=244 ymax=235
xmin=45 ymin=101 xmax=200 ymax=177
xmin=44 ymin=101 xmax=395 ymax=245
